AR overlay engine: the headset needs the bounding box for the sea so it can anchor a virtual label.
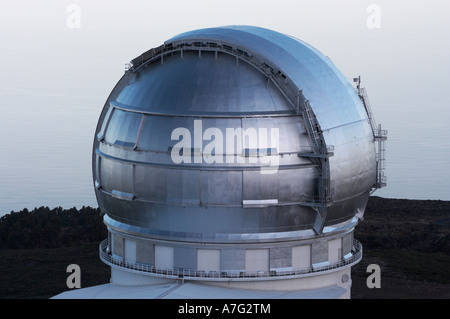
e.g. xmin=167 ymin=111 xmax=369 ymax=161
xmin=1 ymin=84 xmax=449 ymax=217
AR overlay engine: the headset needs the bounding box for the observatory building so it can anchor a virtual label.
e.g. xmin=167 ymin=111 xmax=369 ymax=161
xmin=86 ymin=26 xmax=386 ymax=299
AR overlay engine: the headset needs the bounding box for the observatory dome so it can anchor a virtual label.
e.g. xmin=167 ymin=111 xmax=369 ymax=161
xmin=93 ymin=26 xmax=386 ymax=296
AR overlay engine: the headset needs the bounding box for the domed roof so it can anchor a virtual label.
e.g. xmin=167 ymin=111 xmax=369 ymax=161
xmin=164 ymin=25 xmax=368 ymax=130
xmin=116 ymin=49 xmax=292 ymax=115
xmin=93 ymin=26 xmax=377 ymax=242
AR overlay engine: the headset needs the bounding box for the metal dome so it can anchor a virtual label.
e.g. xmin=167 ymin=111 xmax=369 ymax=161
xmin=93 ymin=26 xmax=386 ymax=292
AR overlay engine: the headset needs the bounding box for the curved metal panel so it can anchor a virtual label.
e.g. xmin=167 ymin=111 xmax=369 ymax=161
xmin=165 ymin=26 xmax=376 ymax=206
xmin=166 ymin=26 xmax=368 ymax=130
xmin=117 ymin=51 xmax=292 ymax=115
xmin=92 ymin=25 xmax=379 ymax=244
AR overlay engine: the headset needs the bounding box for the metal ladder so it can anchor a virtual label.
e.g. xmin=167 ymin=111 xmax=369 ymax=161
xmin=354 ymin=76 xmax=387 ymax=190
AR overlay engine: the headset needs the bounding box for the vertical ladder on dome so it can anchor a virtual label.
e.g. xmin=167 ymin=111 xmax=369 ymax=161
xmin=354 ymin=76 xmax=388 ymax=191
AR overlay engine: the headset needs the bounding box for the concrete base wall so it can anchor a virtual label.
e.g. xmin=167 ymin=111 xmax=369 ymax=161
xmin=111 ymin=267 xmax=177 ymax=286
xmin=109 ymin=265 xmax=352 ymax=299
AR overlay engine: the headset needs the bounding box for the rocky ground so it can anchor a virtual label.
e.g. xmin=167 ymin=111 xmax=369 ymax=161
xmin=352 ymin=196 xmax=450 ymax=299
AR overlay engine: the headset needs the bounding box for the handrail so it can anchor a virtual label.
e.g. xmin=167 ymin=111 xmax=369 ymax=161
xmin=99 ymin=239 xmax=362 ymax=281
xmin=356 ymin=82 xmax=387 ymax=190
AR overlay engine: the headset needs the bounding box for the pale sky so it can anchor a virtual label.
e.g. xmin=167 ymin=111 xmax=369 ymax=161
xmin=1 ymin=0 xmax=449 ymax=103
xmin=0 ymin=0 xmax=449 ymax=212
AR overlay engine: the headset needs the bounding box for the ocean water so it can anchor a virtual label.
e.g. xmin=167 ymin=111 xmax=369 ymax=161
xmin=0 ymin=86 xmax=449 ymax=217
xmin=374 ymin=96 xmax=450 ymax=202
xmin=0 ymin=92 xmax=102 ymax=216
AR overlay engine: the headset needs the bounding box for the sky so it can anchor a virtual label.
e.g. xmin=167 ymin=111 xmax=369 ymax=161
xmin=1 ymin=0 xmax=448 ymax=100
xmin=0 ymin=0 xmax=449 ymax=213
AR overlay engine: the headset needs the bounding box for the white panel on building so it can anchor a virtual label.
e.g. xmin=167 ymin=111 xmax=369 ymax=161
xmin=292 ymin=245 xmax=311 ymax=270
xmin=245 ymin=249 xmax=269 ymax=272
xmin=328 ymin=238 xmax=342 ymax=264
xmin=197 ymin=249 xmax=220 ymax=272
xmin=155 ymin=246 xmax=174 ymax=269
xmin=124 ymin=239 xmax=137 ymax=264
xmin=112 ymin=233 xmax=123 ymax=259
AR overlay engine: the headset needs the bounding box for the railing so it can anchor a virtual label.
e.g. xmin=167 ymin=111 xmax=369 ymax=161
xmin=356 ymin=83 xmax=387 ymax=190
xmin=99 ymin=239 xmax=362 ymax=281
xmin=374 ymin=123 xmax=387 ymax=189
xmin=357 ymin=87 xmax=378 ymax=135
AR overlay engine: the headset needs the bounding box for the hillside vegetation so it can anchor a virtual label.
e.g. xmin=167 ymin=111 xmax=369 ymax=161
xmin=0 ymin=206 xmax=107 ymax=250
xmin=0 ymin=197 xmax=449 ymax=299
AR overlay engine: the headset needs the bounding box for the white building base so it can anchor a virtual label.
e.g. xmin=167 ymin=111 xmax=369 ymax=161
xmin=53 ymin=266 xmax=352 ymax=299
